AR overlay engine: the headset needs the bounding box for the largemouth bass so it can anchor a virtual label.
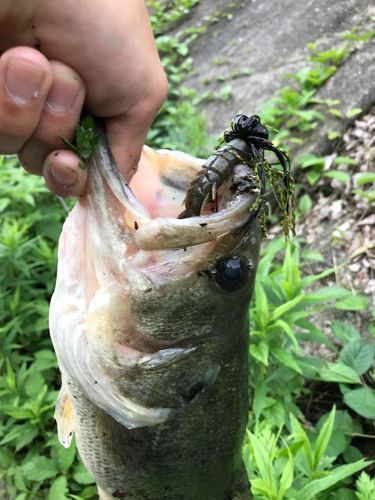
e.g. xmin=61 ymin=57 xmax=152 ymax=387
xmin=49 ymin=119 xmax=264 ymax=499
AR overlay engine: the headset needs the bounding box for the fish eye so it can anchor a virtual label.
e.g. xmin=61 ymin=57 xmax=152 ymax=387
xmin=215 ymin=256 xmax=246 ymax=292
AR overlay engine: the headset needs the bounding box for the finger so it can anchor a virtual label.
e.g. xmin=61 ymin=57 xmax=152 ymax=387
xmin=0 ymin=46 xmax=53 ymax=154
xmin=43 ymin=149 xmax=87 ymax=198
xmin=106 ymin=69 xmax=168 ymax=182
xmin=19 ymin=60 xmax=85 ymax=174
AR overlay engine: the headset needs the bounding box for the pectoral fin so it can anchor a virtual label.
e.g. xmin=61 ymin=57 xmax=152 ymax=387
xmin=54 ymin=381 xmax=75 ymax=448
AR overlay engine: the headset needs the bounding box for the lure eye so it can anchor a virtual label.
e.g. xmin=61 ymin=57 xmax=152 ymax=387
xmin=215 ymin=256 xmax=246 ymax=292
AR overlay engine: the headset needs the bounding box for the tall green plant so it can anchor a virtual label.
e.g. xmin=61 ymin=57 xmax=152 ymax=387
xmin=0 ymin=159 xmax=96 ymax=499
xmin=243 ymin=408 xmax=371 ymax=499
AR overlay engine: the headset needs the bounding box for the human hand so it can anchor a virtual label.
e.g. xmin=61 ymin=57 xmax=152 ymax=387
xmin=0 ymin=0 xmax=167 ymax=196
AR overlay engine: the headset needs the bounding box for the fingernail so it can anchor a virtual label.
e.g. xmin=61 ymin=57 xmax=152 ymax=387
xmin=51 ymin=164 xmax=78 ymax=186
xmin=5 ymin=58 xmax=46 ymax=104
xmin=46 ymin=72 xmax=81 ymax=113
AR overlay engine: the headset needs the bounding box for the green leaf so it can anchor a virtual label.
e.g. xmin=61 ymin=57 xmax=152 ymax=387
xmin=298 ymin=356 xmax=325 ymax=379
xmin=300 ymin=267 xmax=335 ymax=290
xmin=335 ymin=294 xmax=368 ymax=311
xmin=56 ymin=439 xmax=76 ymax=471
xmin=270 ymin=294 xmax=304 ymax=322
xmin=254 ymin=280 xmax=269 ymax=329
xmin=247 ymin=430 xmax=277 ymax=495
xmin=297 ymin=153 xmax=325 ymax=169
xmin=334 ymin=156 xmax=357 ymax=166
xmin=3 ymin=407 xmax=35 ymax=419
xmin=344 ymin=445 xmax=363 ymax=463
xmin=331 ymin=320 xmax=360 ymax=343
xmin=342 ymin=30 xmax=375 ymax=41
xmin=289 ymin=413 xmax=313 ymax=473
xmin=15 ymin=427 xmax=39 ymax=452
xmin=319 ymin=362 xmax=361 ymax=384
xmin=0 ymin=197 xmax=11 ymax=212
xmin=356 ymin=471 xmax=375 ymax=500
xmin=32 ymin=349 xmax=58 ymax=371
xmin=253 ymin=383 xmax=267 ymax=421
xmin=24 ymin=370 xmax=45 ymax=398
xmin=344 ymin=387 xmax=375 ymax=419
xmin=297 ymin=460 xmax=371 ymax=499
xmin=273 ymin=319 xmax=299 ymax=350
xmin=250 ymin=341 xmax=269 ymax=366
xmin=0 ymin=423 xmax=37 ymax=448
xmin=328 ymin=130 xmax=341 ymax=140
xmin=60 ymin=115 xmax=99 ymax=161
xmin=0 ymin=448 xmax=13 ymax=468
xmin=60 ymin=137 xmax=80 ymax=155
xmin=339 ymin=340 xmax=375 ymax=375
xmin=346 ymin=108 xmax=362 ymax=118
xmin=323 ymin=171 xmax=351 ymax=183
xmin=0 ymin=423 xmax=39 ymax=455
xmin=266 ymin=400 xmax=286 ymax=429
xmin=328 ymin=108 xmax=343 ymax=118
xmin=278 ymin=444 xmax=294 ymax=497
xmin=48 ymin=476 xmax=68 ymax=500
xmin=352 ymin=188 xmax=375 ymax=201
xmin=298 ymin=194 xmax=312 ymax=216
xmin=301 ymin=248 xmax=324 ymax=262
xmin=355 ymin=172 xmax=375 ymax=185
xmin=329 ymin=488 xmax=356 ymax=499
xmin=313 ymin=406 xmax=335 ymax=470
xmin=5 ymin=358 xmax=16 ymax=390
xmin=20 ymin=456 xmax=57 ymax=482
xmin=73 ymin=463 xmax=95 ymax=485
xmin=79 ymin=485 xmax=100 ymax=499
xmin=306 ymin=286 xmax=350 ymax=302
xmin=251 ymin=478 xmax=274 ymax=497
xmin=273 ymin=348 xmax=302 ymax=374
xmin=316 ymin=410 xmax=357 ymax=459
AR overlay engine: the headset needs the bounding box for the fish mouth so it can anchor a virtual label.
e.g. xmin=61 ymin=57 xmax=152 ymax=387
xmin=88 ymin=129 xmax=262 ymax=259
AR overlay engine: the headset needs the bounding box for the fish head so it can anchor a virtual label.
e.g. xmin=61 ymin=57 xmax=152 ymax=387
xmin=50 ymin=127 xmax=262 ymax=430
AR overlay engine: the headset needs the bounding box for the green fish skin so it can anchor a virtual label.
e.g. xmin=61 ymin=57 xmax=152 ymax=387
xmin=50 ymin=124 xmax=260 ymax=499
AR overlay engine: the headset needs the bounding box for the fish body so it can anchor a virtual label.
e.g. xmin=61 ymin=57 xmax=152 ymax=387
xmin=50 ymin=122 xmax=261 ymax=499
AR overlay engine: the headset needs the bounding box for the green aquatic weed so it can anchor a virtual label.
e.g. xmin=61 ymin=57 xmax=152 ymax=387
xmin=60 ymin=115 xmax=99 ymax=166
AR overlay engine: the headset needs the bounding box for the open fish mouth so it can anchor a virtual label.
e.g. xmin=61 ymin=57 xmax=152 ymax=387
xmin=82 ymin=121 xmax=265 ymax=286
xmin=50 ymin=120 xmax=262 ymax=437
xmin=90 ymin=129 xmax=262 ymax=252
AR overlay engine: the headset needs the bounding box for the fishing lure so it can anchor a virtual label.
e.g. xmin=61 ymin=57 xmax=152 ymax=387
xmin=179 ymin=114 xmax=293 ymax=236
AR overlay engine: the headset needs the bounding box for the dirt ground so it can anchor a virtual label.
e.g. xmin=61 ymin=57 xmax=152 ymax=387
xmin=180 ymin=0 xmax=375 ymax=139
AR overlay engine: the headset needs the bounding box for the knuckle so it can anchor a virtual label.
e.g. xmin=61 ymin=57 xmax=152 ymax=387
xmin=152 ymin=68 xmax=169 ymax=109
xmin=18 ymin=138 xmax=49 ymax=174
xmin=0 ymin=111 xmax=39 ymax=154
xmin=0 ymin=134 xmax=24 ymax=154
xmin=134 ymin=68 xmax=168 ymax=121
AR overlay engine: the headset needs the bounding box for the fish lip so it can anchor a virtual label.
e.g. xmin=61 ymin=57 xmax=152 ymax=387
xmin=133 ymin=196 xmax=257 ymax=251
